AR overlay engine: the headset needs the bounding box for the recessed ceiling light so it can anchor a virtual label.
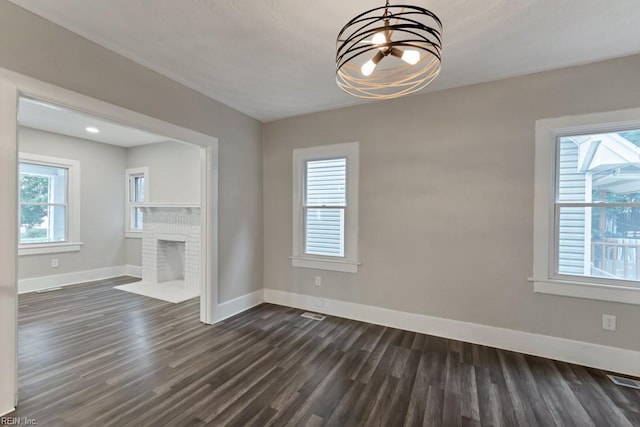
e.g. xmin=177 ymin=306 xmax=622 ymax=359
xmin=86 ymin=126 xmax=100 ymax=134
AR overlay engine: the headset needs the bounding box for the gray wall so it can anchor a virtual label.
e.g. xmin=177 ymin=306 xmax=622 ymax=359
xmin=263 ymin=54 xmax=640 ymax=352
xmin=18 ymin=127 xmax=126 ymax=279
xmin=127 ymin=141 xmax=201 ymax=204
xmin=0 ymin=1 xmax=263 ymax=302
xmin=126 ymin=141 xmax=201 ymax=267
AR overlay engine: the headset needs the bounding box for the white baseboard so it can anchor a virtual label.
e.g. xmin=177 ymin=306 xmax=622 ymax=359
xmin=214 ymin=290 xmax=264 ymax=323
xmin=18 ymin=265 xmax=135 ymax=294
xmin=125 ymin=264 xmax=142 ymax=278
xmin=0 ymin=406 xmax=15 ymax=417
xmin=263 ymin=289 xmax=640 ymax=378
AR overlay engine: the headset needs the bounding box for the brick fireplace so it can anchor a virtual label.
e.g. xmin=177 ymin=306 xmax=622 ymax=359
xmin=141 ymin=206 xmax=200 ymax=293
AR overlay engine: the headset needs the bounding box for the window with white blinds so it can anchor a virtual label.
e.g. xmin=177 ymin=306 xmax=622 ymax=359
xmin=292 ymin=142 xmax=359 ymax=273
xmin=304 ymin=158 xmax=346 ymax=257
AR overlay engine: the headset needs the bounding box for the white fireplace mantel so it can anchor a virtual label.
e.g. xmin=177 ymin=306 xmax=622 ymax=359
xmin=138 ymin=204 xmax=200 ymax=215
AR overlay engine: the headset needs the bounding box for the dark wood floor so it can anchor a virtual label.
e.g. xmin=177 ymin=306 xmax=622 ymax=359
xmin=8 ymin=277 xmax=640 ymax=426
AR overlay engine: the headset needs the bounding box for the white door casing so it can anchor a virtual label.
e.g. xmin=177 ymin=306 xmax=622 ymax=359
xmin=0 ymin=67 xmax=219 ymax=413
xmin=0 ymin=77 xmax=18 ymax=415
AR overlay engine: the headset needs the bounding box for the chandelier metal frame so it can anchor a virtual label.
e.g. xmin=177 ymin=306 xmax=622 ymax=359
xmin=336 ymin=1 xmax=443 ymax=99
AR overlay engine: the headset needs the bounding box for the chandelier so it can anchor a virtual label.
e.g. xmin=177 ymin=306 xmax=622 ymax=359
xmin=336 ymin=1 xmax=443 ymax=99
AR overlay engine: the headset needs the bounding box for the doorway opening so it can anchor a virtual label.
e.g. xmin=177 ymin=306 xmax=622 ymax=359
xmin=17 ymin=96 xmax=204 ymax=304
xmin=0 ymin=71 xmax=219 ymax=414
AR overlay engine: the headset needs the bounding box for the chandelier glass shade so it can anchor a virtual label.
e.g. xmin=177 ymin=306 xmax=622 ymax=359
xmin=336 ymin=1 xmax=443 ymax=99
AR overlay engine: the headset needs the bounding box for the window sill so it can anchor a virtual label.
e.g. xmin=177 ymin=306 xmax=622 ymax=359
xmin=291 ymin=256 xmax=360 ymax=273
xmin=19 ymin=242 xmax=83 ymax=256
xmin=530 ymin=277 xmax=640 ymax=305
xmin=125 ymin=231 xmax=143 ymax=239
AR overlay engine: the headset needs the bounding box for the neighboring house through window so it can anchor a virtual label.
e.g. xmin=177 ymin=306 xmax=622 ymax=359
xmin=533 ymin=107 xmax=640 ymax=304
xmin=18 ymin=153 xmax=81 ymax=255
xmin=125 ymin=167 xmax=148 ymax=237
xmin=292 ymin=142 xmax=359 ymax=273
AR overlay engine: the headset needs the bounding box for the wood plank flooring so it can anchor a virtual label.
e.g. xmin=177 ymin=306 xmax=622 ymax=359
xmin=8 ymin=277 xmax=640 ymax=426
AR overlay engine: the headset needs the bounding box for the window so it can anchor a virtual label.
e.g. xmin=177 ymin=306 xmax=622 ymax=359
xmin=532 ymin=108 xmax=640 ymax=304
xmin=19 ymin=162 xmax=66 ymax=243
xmin=18 ymin=153 xmax=81 ymax=255
xmin=125 ymin=167 xmax=148 ymax=237
xmin=305 ymin=158 xmax=346 ymax=257
xmin=292 ymin=142 xmax=359 ymax=273
xmin=556 ymin=131 xmax=640 ymax=282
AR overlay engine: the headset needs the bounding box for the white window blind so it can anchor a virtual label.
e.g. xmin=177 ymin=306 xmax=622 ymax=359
xmin=304 ymin=158 xmax=346 ymax=257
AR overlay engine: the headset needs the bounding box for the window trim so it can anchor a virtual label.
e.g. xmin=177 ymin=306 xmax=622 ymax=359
xmin=18 ymin=152 xmax=81 ymax=256
xmin=125 ymin=166 xmax=149 ymax=238
xmin=292 ymin=142 xmax=360 ymax=273
xmin=532 ymin=107 xmax=640 ymax=305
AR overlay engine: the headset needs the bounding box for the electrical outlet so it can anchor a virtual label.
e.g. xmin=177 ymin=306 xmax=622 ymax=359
xmin=315 ymin=276 xmax=321 ymax=286
xmin=51 ymin=258 xmax=59 ymax=268
xmin=602 ymin=314 xmax=616 ymax=331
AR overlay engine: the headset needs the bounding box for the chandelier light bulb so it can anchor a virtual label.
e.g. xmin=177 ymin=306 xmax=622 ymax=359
xmin=372 ymin=31 xmax=387 ymax=45
xmin=361 ymin=51 xmax=385 ymax=76
xmin=361 ymin=59 xmax=377 ymax=76
xmin=401 ymin=49 xmax=420 ymax=65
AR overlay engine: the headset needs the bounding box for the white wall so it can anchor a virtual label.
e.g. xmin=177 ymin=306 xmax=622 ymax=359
xmin=263 ymin=54 xmax=640 ymax=352
xmin=18 ymin=127 xmax=126 ymax=280
xmin=0 ymin=0 xmax=263 ymax=302
xmin=126 ymin=141 xmax=201 ymax=267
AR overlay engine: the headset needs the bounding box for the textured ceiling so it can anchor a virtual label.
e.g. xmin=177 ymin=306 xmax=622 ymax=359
xmin=8 ymin=0 xmax=640 ymax=122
